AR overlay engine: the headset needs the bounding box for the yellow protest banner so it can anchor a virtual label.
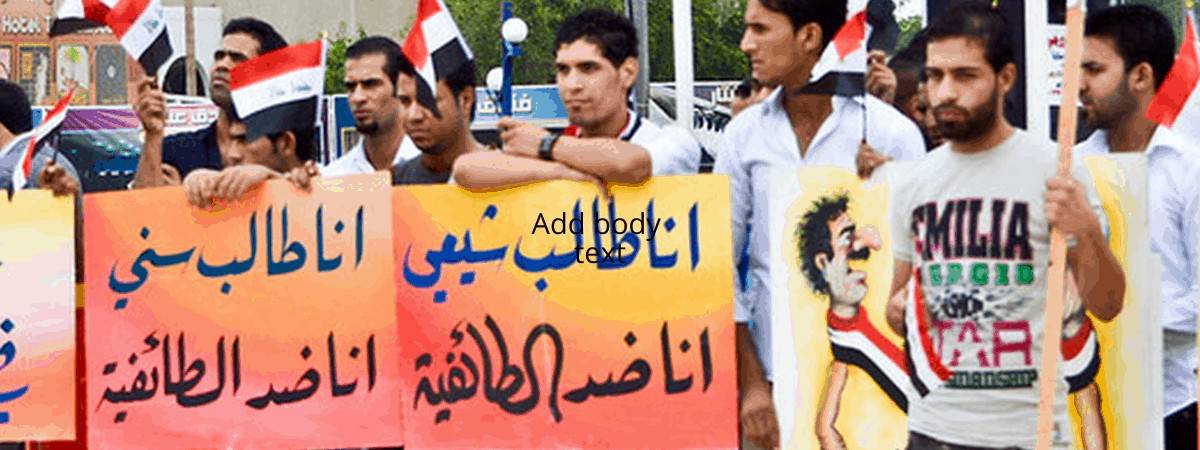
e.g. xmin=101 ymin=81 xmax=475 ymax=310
xmin=392 ymin=176 xmax=739 ymax=449
xmin=0 ymin=190 xmax=76 ymax=440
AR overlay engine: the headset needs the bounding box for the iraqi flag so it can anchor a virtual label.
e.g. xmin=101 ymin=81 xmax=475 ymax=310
xmin=1147 ymin=12 xmax=1200 ymax=143
xmin=4 ymin=91 xmax=72 ymax=190
xmin=230 ymin=40 xmax=326 ymax=142
xmin=802 ymin=0 xmax=899 ymax=95
xmin=49 ymin=0 xmax=174 ymax=75
xmin=401 ymin=0 xmax=474 ymax=117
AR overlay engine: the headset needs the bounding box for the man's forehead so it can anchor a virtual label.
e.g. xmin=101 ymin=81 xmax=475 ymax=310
xmin=221 ymin=33 xmax=260 ymax=55
xmin=556 ymin=40 xmax=610 ymax=65
xmin=926 ymin=37 xmax=991 ymax=69
xmin=346 ymin=53 xmax=388 ymax=77
xmin=1082 ymin=36 xmax=1121 ymax=60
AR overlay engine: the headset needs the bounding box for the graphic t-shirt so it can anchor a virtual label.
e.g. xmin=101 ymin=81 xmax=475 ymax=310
xmin=890 ymin=129 xmax=1103 ymax=449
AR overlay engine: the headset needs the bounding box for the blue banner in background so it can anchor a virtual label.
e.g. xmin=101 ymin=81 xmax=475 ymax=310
xmin=472 ymin=85 xmax=568 ymax=129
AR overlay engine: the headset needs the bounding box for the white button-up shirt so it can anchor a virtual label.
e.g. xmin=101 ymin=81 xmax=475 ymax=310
xmin=1077 ymin=126 xmax=1200 ymax=415
xmin=321 ymin=135 xmax=420 ymax=177
xmin=714 ymin=88 xmax=927 ymax=377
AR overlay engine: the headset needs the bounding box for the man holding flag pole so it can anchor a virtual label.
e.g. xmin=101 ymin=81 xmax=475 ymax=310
xmin=715 ymin=0 xmax=925 ymax=447
xmin=884 ymin=2 xmax=1125 ymax=449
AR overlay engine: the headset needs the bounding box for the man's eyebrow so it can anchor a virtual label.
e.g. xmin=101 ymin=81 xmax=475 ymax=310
xmin=840 ymin=224 xmax=856 ymax=238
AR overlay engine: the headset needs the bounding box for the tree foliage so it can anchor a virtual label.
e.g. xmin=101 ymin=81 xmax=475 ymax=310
xmin=444 ymin=0 xmax=749 ymax=84
xmin=324 ymin=23 xmax=368 ymax=94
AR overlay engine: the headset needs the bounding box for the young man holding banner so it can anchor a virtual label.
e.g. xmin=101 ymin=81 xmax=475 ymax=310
xmin=1076 ymin=6 xmax=1200 ymax=449
xmin=886 ymin=3 xmax=1125 ymax=449
xmin=181 ymin=40 xmax=324 ymax=207
xmin=451 ymin=9 xmax=700 ymax=191
xmin=714 ymin=0 xmax=925 ymax=447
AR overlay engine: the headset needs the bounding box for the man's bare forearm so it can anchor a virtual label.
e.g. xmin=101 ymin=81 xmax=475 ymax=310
xmin=132 ymin=131 xmax=165 ymax=188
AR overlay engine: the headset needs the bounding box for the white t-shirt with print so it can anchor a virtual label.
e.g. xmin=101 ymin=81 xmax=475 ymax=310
xmin=891 ymin=129 xmax=1103 ymax=449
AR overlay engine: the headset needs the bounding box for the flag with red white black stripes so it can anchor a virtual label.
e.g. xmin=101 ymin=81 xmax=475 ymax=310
xmin=4 ymin=91 xmax=73 ymax=190
xmin=229 ymin=40 xmax=326 ymax=142
xmin=49 ymin=0 xmax=174 ymax=75
xmin=1147 ymin=12 xmax=1200 ymax=143
xmin=803 ymin=0 xmax=899 ymax=96
xmin=401 ymin=0 xmax=474 ymax=117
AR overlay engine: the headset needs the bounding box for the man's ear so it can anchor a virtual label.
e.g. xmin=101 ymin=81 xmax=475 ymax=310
xmin=274 ymin=131 xmax=297 ymax=159
xmin=797 ymin=22 xmax=825 ymax=55
xmin=998 ymin=62 xmax=1018 ymax=97
xmin=618 ymin=57 xmax=638 ymax=93
xmin=1129 ymin=62 xmax=1157 ymax=95
xmin=457 ymin=86 xmax=475 ymax=122
xmin=815 ymin=253 xmax=829 ymax=272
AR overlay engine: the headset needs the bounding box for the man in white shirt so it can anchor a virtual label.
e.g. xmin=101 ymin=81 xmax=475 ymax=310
xmin=713 ymin=0 xmax=926 ymax=448
xmin=886 ymin=4 xmax=1125 ymax=449
xmin=452 ymin=9 xmax=701 ymax=191
xmin=1076 ymin=6 xmax=1200 ymax=448
xmin=322 ymin=36 xmax=419 ymax=177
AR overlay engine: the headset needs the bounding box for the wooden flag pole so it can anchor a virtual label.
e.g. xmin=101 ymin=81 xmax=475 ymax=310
xmin=1035 ymin=0 xmax=1085 ymax=448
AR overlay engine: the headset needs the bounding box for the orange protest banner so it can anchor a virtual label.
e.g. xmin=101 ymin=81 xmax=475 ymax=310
xmin=83 ymin=174 xmax=403 ymax=449
xmin=0 ymin=190 xmax=76 ymax=441
xmin=392 ymin=177 xmax=738 ymax=449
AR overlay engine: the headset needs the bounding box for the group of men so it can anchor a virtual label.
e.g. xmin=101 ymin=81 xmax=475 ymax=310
xmin=113 ymin=9 xmax=703 ymax=206
xmin=1 ymin=0 xmax=1197 ymax=449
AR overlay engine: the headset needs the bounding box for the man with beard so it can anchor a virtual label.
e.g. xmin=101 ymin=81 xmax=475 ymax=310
xmin=797 ymin=193 xmax=913 ymax=450
xmin=713 ymin=0 xmax=926 ymax=447
xmin=322 ymin=36 xmax=419 ymax=177
xmin=885 ymin=3 xmax=1125 ymax=449
xmin=1075 ymin=6 xmax=1200 ymax=449
xmin=391 ymin=58 xmax=484 ymax=184
xmin=131 ymin=18 xmax=287 ymax=188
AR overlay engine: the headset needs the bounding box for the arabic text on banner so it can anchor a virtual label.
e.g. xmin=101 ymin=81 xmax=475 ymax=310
xmin=83 ymin=173 xmax=403 ymax=449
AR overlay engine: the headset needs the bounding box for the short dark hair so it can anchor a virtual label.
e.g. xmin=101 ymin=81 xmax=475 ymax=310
xmin=925 ymin=1 xmax=1014 ymax=73
xmin=758 ymin=0 xmax=847 ymax=50
xmin=346 ymin=36 xmax=413 ymax=87
xmin=444 ymin=59 xmax=477 ymax=121
xmin=555 ymin=9 xmax=638 ymax=69
xmin=797 ymin=193 xmax=850 ymax=296
xmin=223 ymin=17 xmax=288 ymax=55
xmin=1085 ymin=5 xmax=1176 ymax=89
xmin=0 ymin=80 xmax=32 ymax=134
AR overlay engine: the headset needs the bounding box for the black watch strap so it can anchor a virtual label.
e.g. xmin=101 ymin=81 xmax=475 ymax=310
xmin=539 ymin=134 xmax=560 ymax=161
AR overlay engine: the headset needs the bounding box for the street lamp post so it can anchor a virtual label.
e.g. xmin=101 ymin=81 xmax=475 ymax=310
xmin=488 ymin=1 xmax=527 ymax=117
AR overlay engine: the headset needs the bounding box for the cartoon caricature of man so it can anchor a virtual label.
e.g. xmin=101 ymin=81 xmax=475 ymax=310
xmin=797 ymin=193 xmax=913 ymax=450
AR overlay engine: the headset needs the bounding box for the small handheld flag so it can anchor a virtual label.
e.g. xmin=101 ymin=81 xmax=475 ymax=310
xmin=401 ymin=0 xmax=475 ymax=117
xmin=229 ymin=40 xmax=327 ymax=142
xmin=50 ymin=0 xmax=174 ymax=75
xmin=7 ymin=91 xmax=73 ymax=190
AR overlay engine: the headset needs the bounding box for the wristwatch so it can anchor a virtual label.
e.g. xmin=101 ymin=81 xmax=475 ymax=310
xmin=538 ymin=134 xmax=560 ymax=161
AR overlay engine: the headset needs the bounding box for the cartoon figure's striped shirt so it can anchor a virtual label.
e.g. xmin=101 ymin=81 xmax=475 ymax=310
xmin=1062 ymin=316 xmax=1101 ymax=393
xmin=827 ymin=306 xmax=917 ymax=411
